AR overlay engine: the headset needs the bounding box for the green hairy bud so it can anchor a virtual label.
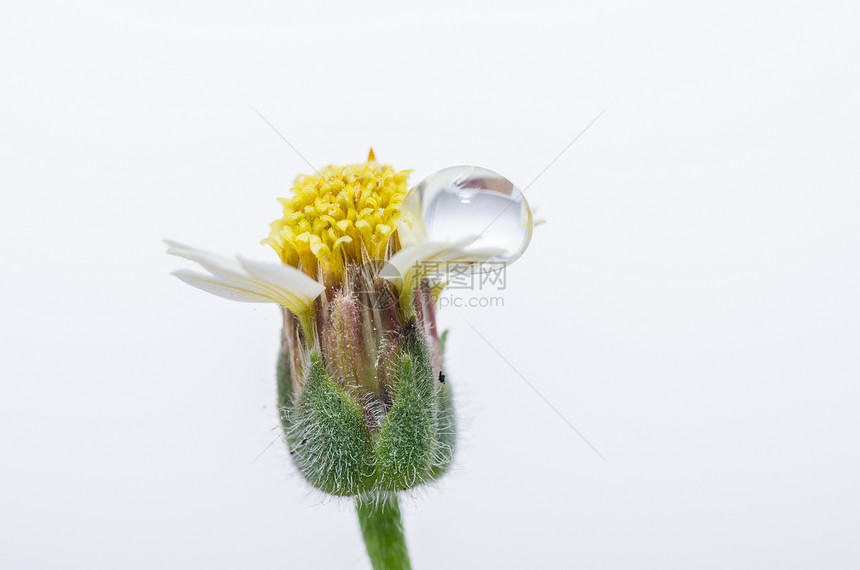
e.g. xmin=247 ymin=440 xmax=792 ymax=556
xmin=277 ymin=278 xmax=455 ymax=498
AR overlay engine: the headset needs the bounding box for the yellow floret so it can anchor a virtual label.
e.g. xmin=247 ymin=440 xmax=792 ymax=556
xmin=263 ymin=150 xmax=411 ymax=285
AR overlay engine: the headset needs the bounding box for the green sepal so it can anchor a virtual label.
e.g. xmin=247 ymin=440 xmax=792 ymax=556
xmin=427 ymin=328 xmax=455 ymax=479
xmin=373 ymin=328 xmax=455 ymax=490
xmin=279 ymin=328 xmax=457 ymax=496
xmin=425 ymin=378 xmax=456 ymax=480
xmin=374 ymin=354 xmax=436 ymax=490
xmin=283 ymin=353 xmax=375 ymax=496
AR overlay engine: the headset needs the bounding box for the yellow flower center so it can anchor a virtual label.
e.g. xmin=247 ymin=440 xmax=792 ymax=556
xmin=264 ymin=150 xmax=411 ymax=285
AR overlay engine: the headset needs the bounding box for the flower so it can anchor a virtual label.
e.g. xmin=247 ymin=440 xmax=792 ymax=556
xmin=168 ymin=150 xmax=535 ymax=570
xmin=168 ymin=150 xmax=508 ymax=499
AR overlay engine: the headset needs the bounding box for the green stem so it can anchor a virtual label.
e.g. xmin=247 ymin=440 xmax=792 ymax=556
xmin=355 ymin=495 xmax=412 ymax=570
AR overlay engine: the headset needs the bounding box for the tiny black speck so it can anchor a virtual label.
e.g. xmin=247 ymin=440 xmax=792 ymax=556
xmin=300 ymin=438 xmax=307 ymax=445
xmin=439 ymin=372 xmax=446 ymax=383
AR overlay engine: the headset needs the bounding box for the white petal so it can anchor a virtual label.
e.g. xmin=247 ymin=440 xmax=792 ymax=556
xmin=385 ymin=236 xmax=505 ymax=313
xmin=165 ymin=240 xmax=246 ymax=277
xmin=238 ymin=257 xmax=325 ymax=304
xmin=172 ymin=269 xmax=272 ymax=303
xmin=386 ymin=242 xmax=444 ymax=288
xmin=388 ymin=236 xmax=504 ymax=286
xmin=166 ymin=241 xmax=325 ymax=315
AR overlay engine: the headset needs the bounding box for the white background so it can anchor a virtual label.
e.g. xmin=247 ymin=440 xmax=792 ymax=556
xmin=2 ymin=1 xmax=859 ymax=568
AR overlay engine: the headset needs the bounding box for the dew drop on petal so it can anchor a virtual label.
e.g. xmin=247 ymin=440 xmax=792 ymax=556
xmin=402 ymin=166 xmax=533 ymax=263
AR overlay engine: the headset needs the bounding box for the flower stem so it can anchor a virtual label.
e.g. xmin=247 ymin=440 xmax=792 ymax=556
xmin=355 ymin=495 xmax=412 ymax=570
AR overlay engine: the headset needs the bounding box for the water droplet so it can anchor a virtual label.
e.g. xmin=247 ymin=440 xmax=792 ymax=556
xmin=402 ymin=166 xmax=533 ymax=263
